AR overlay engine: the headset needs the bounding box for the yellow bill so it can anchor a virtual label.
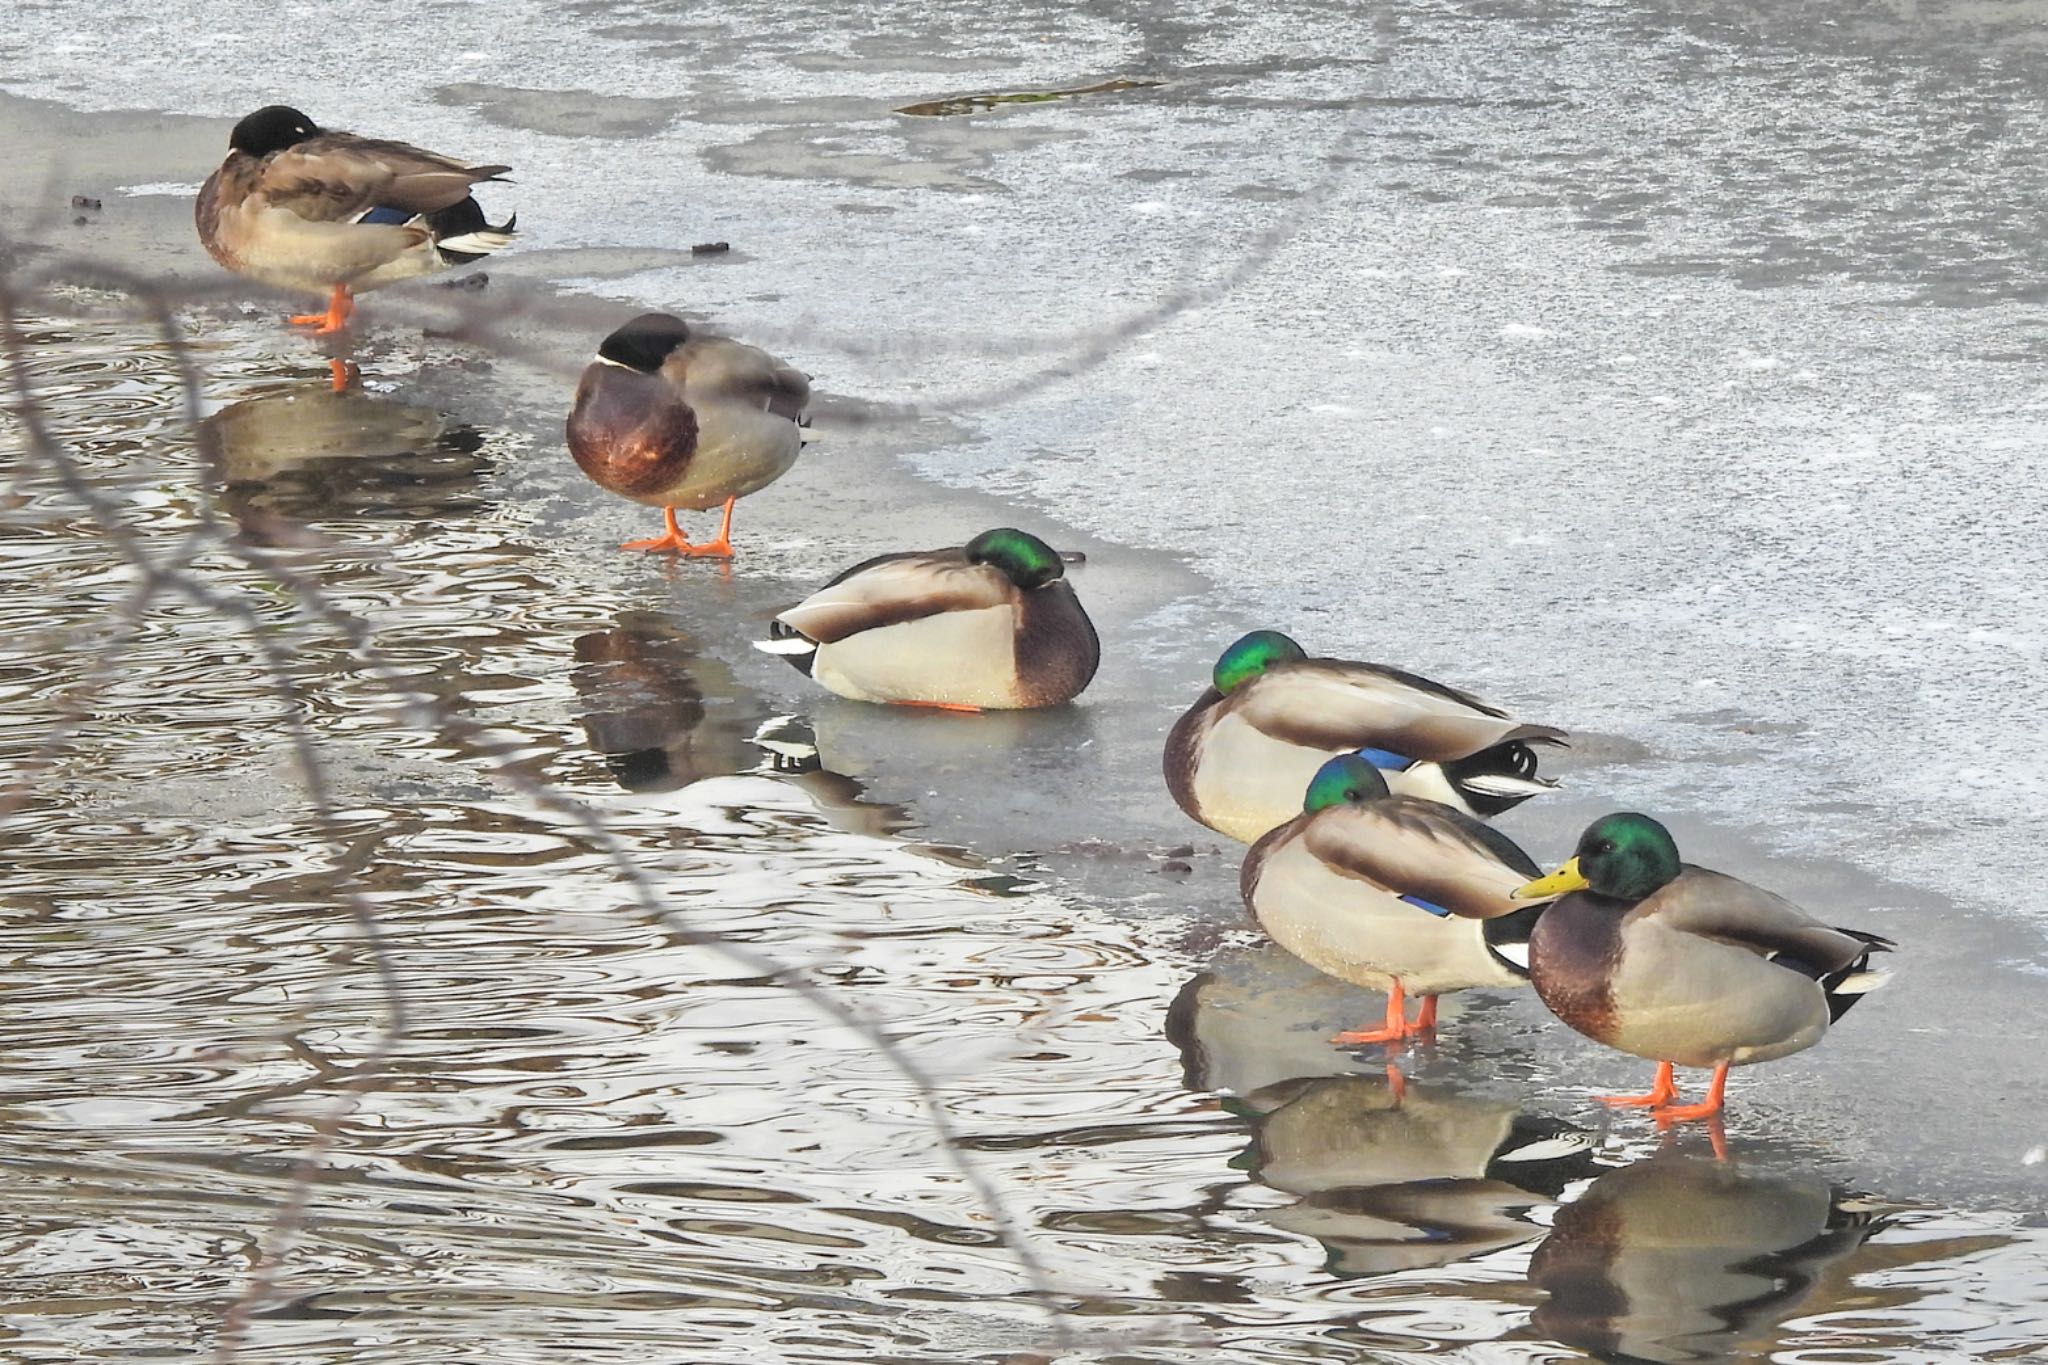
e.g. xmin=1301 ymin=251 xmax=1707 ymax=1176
xmin=1512 ymin=856 xmax=1589 ymax=902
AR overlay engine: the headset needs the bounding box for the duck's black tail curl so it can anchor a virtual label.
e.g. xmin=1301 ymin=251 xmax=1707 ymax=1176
xmin=1444 ymin=740 xmax=1558 ymax=818
xmin=753 ymin=619 xmax=820 ymax=676
xmin=1822 ymin=929 xmax=1895 ymax=1022
xmin=430 ymin=198 xmax=518 ymax=264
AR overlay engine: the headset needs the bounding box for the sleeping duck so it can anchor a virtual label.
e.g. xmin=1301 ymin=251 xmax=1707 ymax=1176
xmin=1166 ymin=630 xmax=1565 ymax=843
xmin=567 ymin=313 xmax=811 ymax=557
xmin=196 ymin=105 xmax=515 ymax=334
xmin=1496 ymin=813 xmax=1894 ymax=1122
xmin=1241 ymin=754 xmax=1545 ymax=1047
xmin=755 ymin=528 xmax=1099 ymax=710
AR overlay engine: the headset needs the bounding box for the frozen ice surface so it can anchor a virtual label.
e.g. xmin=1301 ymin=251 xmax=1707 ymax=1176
xmin=5 ymin=0 xmax=2047 ymax=931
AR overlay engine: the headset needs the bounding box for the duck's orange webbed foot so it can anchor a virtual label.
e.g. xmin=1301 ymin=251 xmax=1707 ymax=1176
xmin=670 ymin=497 xmax=737 ymax=558
xmin=1599 ymin=1060 xmax=1678 ymax=1109
xmin=622 ymin=508 xmax=699 ymax=554
xmin=900 ymin=700 xmax=985 ymax=714
xmin=1651 ymin=1060 xmax=1729 ymax=1124
xmin=289 ymin=284 xmax=355 ymax=336
xmin=675 ymin=536 xmax=734 ymax=559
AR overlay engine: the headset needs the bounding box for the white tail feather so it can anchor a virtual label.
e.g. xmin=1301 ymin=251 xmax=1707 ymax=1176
xmin=1832 ymin=969 xmax=1892 ymax=995
xmin=1493 ymin=941 xmax=1532 ymax=970
xmin=1460 ymin=772 xmax=1560 ymax=798
xmin=753 ymin=636 xmax=817 ymax=657
xmin=437 ymin=229 xmax=515 ymax=256
xmin=1496 ymin=1133 xmax=1591 ymax=1163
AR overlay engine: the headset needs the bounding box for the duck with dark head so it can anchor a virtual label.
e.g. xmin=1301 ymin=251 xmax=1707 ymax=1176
xmin=196 ymin=104 xmax=515 ymax=348
xmin=566 ymin=312 xmax=812 ymax=557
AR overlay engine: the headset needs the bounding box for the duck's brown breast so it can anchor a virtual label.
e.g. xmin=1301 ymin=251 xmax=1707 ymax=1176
xmin=195 ymin=163 xmax=243 ymax=271
xmin=1529 ymin=895 xmax=1625 ymax=1046
xmin=1163 ymin=688 xmax=1224 ymax=821
xmin=1012 ymin=582 xmax=1100 ymax=707
xmin=565 ymin=365 xmax=700 ymax=500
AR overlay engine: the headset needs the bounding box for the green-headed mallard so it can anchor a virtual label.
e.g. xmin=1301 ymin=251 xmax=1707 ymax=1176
xmin=1166 ymin=630 xmax=1566 ymax=843
xmin=1500 ymin=813 xmax=1894 ymax=1121
xmin=196 ymin=105 xmax=515 ymax=335
xmin=1240 ymin=753 xmax=1546 ymax=1046
xmin=755 ymin=528 xmax=1098 ymax=710
xmin=566 ymin=313 xmax=811 ymax=557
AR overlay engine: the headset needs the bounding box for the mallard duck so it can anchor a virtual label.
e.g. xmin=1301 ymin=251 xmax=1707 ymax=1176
xmin=196 ymin=105 xmax=515 ymax=335
xmin=754 ymin=528 xmax=1099 ymax=710
xmin=1501 ymin=813 xmax=1894 ymax=1121
xmin=566 ymin=313 xmax=811 ymax=557
xmin=1240 ymin=753 xmax=1546 ymax=1046
xmin=1166 ymin=630 xmax=1565 ymax=843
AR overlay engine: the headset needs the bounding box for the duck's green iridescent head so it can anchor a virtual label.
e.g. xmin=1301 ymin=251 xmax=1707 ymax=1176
xmin=1213 ymin=630 xmax=1306 ymax=695
xmin=1513 ymin=812 xmax=1681 ymax=902
xmin=966 ymin=528 xmax=1063 ymax=589
xmin=1302 ymin=754 xmax=1391 ymax=814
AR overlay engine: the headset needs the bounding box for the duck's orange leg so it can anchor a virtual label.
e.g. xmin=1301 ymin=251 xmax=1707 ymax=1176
xmin=1384 ymin=1062 xmax=1407 ymax=1106
xmin=289 ymin=284 xmax=355 ymax=335
xmin=1333 ymin=981 xmax=1413 ymax=1046
xmin=327 ymin=358 xmax=354 ymax=393
xmin=899 ymin=700 xmax=985 ymax=714
xmin=675 ymin=498 xmax=738 ymax=559
xmin=1652 ymin=1060 xmax=1730 ymax=1123
xmin=1599 ymin=1060 xmax=1678 ymax=1108
xmin=1412 ymin=994 xmax=1439 ymax=1033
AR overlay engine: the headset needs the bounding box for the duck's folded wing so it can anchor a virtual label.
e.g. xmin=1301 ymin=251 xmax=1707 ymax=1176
xmin=1638 ymin=868 xmax=1894 ymax=973
xmin=1302 ymin=799 xmax=1541 ymax=919
xmin=774 ymin=553 xmax=1012 ymax=644
xmin=1236 ymin=660 xmax=1567 ymax=760
xmin=256 ymin=134 xmax=511 ymax=224
xmin=673 ymin=338 xmax=811 ymax=421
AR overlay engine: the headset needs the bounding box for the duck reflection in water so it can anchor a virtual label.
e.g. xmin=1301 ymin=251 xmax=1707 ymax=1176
xmin=1239 ymin=1072 xmax=1593 ymax=1277
xmin=201 ymin=369 xmax=491 ymax=533
xmin=571 ymin=613 xmax=767 ymax=793
xmin=570 ymin=619 xmax=917 ymax=838
xmin=1169 ymin=965 xmax=1592 ymax=1278
xmin=1526 ymin=1151 xmax=1893 ymax=1363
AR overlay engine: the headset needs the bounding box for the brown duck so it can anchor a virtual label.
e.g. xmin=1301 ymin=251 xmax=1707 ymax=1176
xmin=566 ymin=313 xmax=811 ymax=557
xmin=196 ymin=105 xmax=514 ymax=340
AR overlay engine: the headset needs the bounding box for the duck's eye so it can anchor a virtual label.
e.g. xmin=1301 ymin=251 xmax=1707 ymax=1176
xmin=1595 ymin=841 xmax=1614 ymax=855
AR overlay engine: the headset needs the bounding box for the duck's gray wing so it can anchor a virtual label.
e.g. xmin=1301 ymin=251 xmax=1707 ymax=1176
xmin=1636 ymin=868 xmax=1894 ymax=974
xmin=255 ymin=132 xmax=511 ymax=223
xmin=1234 ymin=660 xmax=1567 ymax=760
xmin=773 ymin=551 xmax=1012 ymax=644
xmin=1300 ymin=797 xmax=1541 ymax=920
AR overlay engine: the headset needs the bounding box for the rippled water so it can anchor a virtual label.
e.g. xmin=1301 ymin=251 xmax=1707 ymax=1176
xmin=3 ymin=315 xmax=2045 ymax=1362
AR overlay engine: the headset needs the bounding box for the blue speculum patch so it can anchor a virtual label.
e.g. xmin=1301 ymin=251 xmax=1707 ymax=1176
xmin=1357 ymin=747 xmax=1416 ymax=772
xmin=356 ymin=206 xmax=413 ymax=225
xmin=1400 ymin=893 xmax=1452 ymax=917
